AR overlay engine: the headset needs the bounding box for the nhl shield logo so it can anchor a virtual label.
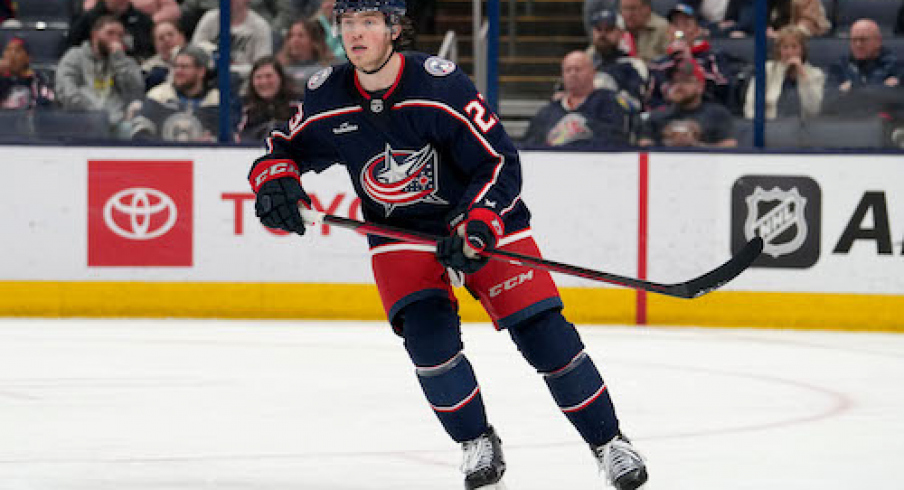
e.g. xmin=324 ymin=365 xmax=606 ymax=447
xmin=731 ymin=175 xmax=821 ymax=269
xmin=360 ymin=143 xmax=448 ymax=216
xmin=744 ymin=186 xmax=808 ymax=258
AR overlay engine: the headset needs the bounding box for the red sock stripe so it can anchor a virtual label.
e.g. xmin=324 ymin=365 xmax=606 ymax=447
xmin=561 ymin=384 xmax=608 ymax=413
xmin=432 ymin=386 xmax=481 ymax=413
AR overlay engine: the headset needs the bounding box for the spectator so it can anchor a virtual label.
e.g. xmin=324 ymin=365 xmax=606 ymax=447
xmin=276 ymin=18 xmax=335 ymax=89
xmin=83 ymin=0 xmax=180 ymax=23
xmin=828 ymin=19 xmax=901 ymax=93
xmin=638 ymin=58 xmax=737 ymax=147
xmin=56 ymin=16 xmax=145 ymax=137
xmin=0 ymin=37 xmax=55 ymax=109
xmin=646 ymin=3 xmax=740 ymax=111
xmin=314 ymin=0 xmax=346 ymax=61
xmin=585 ymin=8 xmax=647 ymax=108
xmin=523 ymin=51 xmax=634 ymax=148
xmin=179 ymin=0 xmax=294 ymax=38
xmin=130 ymin=44 xmax=221 ymax=141
xmin=142 ymin=20 xmax=187 ymax=90
xmin=744 ymin=25 xmax=824 ymax=119
xmin=619 ymin=0 xmax=670 ymax=62
xmin=191 ymin=0 xmax=273 ymax=81
xmin=237 ymin=56 xmax=300 ymax=142
xmin=723 ymin=0 xmax=830 ymax=38
xmin=69 ymin=0 xmax=155 ymax=61
xmin=822 ymin=19 xmax=904 ymax=118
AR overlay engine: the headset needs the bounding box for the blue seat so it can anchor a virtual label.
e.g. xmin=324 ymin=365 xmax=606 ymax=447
xmin=805 ymin=37 xmax=850 ymax=71
xmin=0 ymin=28 xmax=68 ymax=65
xmin=803 ymin=117 xmax=887 ymax=148
xmin=33 ymin=110 xmax=112 ymax=142
xmin=763 ymin=117 xmax=887 ymax=149
xmin=711 ymin=38 xmax=757 ymax=63
xmin=13 ymin=0 xmax=73 ymax=24
xmin=834 ymin=0 xmax=900 ymax=35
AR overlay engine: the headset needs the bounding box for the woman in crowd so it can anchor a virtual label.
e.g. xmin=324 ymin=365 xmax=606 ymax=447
xmin=724 ymin=0 xmax=830 ymax=38
xmin=744 ymin=25 xmax=824 ymax=119
xmin=237 ymin=56 xmax=300 ymax=142
xmin=275 ymin=17 xmax=335 ymax=88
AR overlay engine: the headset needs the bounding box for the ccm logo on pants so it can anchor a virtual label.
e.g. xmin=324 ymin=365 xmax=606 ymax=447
xmin=489 ymin=271 xmax=534 ymax=298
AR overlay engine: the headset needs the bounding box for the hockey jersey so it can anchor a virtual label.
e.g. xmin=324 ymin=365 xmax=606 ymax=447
xmin=255 ymin=52 xmax=531 ymax=246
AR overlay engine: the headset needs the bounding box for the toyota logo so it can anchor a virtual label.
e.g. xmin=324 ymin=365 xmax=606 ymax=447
xmin=103 ymin=187 xmax=178 ymax=240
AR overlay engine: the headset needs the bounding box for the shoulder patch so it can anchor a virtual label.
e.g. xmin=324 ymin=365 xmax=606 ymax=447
xmin=307 ymin=66 xmax=333 ymax=90
xmin=424 ymin=56 xmax=456 ymax=77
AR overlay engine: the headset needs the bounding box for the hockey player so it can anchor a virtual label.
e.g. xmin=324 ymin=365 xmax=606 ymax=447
xmin=247 ymin=0 xmax=648 ymax=488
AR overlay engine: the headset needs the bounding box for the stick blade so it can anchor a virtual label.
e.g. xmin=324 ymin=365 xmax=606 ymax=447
xmin=666 ymin=237 xmax=764 ymax=299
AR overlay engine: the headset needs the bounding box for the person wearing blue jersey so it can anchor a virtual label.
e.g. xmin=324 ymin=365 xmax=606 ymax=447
xmin=247 ymin=0 xmax=648 ymax=488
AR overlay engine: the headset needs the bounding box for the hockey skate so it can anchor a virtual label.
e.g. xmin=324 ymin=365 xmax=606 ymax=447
xmin=592 ymin=433 xmax=648 ymax=490
xmin=460 ymin=425 xmax=506 ymax=489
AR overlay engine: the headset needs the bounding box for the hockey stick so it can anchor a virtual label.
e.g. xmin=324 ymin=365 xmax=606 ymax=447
xmin=299 ymin=208 xmax=763 ymax=299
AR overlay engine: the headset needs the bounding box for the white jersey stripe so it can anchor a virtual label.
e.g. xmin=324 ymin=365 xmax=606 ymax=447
xmin=266 ymin=105 xmax=363 ymax=153
xmin=392 ymin=99 xmax=519 ymax=213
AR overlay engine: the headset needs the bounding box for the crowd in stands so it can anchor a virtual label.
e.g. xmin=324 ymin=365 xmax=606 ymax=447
xmin=530 ymin=0 xmax=904 ymax=149
xmin=0 ymin=0 xmax=902 ymax=148
xmin=0 ymin=0 xmax=348 ymax=143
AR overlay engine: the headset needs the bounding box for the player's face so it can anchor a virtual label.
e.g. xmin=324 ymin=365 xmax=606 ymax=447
xmin=339 ymin=11 xmax=397 ymax=71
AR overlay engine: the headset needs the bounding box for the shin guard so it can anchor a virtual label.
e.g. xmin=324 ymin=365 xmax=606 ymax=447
xmin=544 ymin=352 xmax=620 ymax=446
xmin=417 ymin=352 xmax=488 ymax=442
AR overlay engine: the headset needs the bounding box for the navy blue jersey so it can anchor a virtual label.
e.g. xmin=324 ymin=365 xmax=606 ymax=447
xmin=255 ymin=52 xmax=531 ymax=246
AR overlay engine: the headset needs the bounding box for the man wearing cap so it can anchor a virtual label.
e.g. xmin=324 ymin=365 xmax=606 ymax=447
xmin=645 ymin=2 xmax=739 ymax=112
xmin=638 ymin=58 xmax=737 ymax=147
xmin=585 ymin=8 xmax=647 ymax=108
xmin=129 ymin=44 xmax=223 ymax=141
xmin=56 ymin=15 xmax=145 ymax=138
xmin=0 ymin=37 xmax=55 ymax=109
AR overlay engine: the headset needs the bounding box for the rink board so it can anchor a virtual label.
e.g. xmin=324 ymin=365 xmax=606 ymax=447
xmin=0 ymin=146 xmax=902 ymax=330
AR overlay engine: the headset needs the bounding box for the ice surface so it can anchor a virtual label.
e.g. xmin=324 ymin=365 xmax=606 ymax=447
xmin=1 ymin=319 xmax=902 ymax=489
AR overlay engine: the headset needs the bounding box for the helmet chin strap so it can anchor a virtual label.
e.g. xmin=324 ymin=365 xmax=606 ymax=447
xmin=357 ymin=46 xmax=396 ymax=75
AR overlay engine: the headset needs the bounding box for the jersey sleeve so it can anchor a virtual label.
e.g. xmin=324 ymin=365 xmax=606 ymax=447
xmin=254 ymin=100 xmax=340 ymax=176
xmin=428 ymin=68 xmax=523 ymax=221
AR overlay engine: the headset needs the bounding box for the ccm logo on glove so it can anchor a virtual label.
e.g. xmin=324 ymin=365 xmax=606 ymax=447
xmin=250 ymin=160 xmax=300 ymax=192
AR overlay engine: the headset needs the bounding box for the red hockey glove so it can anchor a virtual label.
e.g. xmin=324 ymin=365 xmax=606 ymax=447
xmin=436 ymin=208 xmax=504 ymax=274
xmin=249 ymin=159 xmax=310 ymax=236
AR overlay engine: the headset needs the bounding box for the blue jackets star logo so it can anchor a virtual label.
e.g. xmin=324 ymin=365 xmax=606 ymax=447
xmin=361 ymin=143 xmax=448 ymax=215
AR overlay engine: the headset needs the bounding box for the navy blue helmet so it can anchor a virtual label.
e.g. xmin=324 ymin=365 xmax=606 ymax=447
xmin=334 ymin=0 xmax=406 ymax=18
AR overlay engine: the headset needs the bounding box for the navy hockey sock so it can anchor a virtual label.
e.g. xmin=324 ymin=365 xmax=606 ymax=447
xmin=399 ymin=298 xmax=488 ymax=442
xmin=544 ymin=352 xmax=619 ymax=446
xmin=509 ymin=309 xmax=620 ymax=446
xmin=417 ymin=351 xmax=488 ymax=442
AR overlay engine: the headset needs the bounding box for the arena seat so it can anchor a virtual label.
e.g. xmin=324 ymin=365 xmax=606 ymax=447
xmin=762 ymin=117 xmax=887 ymax=149
xmin=33 ymin=110 xmax=112 ymax=141
xmin=834 ymin=0 xmax=900 ymax=35
xmin=0 ymin=28 xmax=68 ymax=65
xmin=710 ymin=38 xmax=757 ymax=64
xmin=14 ymin=0 xmax=73 ymax=24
